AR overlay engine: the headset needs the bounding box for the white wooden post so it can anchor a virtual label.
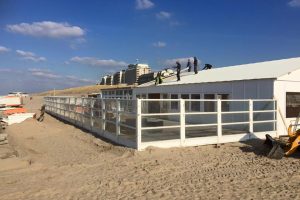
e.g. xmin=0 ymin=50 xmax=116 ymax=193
xmin=249 ymin=100 xmax=253 ymax=136
xmin=90 ymin=98 xmax=94 ymax=131
xmin=274 ymin=100 xmax=277 ymax=137
xmin=180 ymin=99 xmax=186 ymax=146
xmin=116 ymin=99 xmax=120 ymax=136
xmin=101 ymin=99 xmax=106 ymax=131
xmin=217 ymin=99 xmax=222 ymax=143
xmin=81 ymin=98 xmax=84 ymax=127
xmin=74 ymin=98 xmax=76 ymax=122
xmin=62 ymin=98 xmax=65 ymax=120
xmin=136 ymin=99 xmax=142 ymax=150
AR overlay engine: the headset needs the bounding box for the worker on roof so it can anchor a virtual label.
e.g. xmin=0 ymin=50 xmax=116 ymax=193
xmin=175 ymin=61 xmax=181 ymax=81
xmin=155 ymin=71 xmax=163 ymax=85
xmin=193 ymin=57 xmax=198 ymax=74
xmin=187 ymin=58 xmax=192 ymax=72
xmin=202 ymin=64 xmax=213 ymax=70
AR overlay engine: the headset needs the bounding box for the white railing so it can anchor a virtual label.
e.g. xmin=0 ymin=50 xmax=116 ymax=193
xmin=44 ymin=97 xmax=277 ymax=150
xmin=137 ymin=99 xmax=276 ymax=149
xmin=44 ymin=96 xmax=137 ymax=148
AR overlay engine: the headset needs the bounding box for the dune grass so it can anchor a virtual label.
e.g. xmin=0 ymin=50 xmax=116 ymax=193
xmin=35 ymin=84 xmax=131 ymax=96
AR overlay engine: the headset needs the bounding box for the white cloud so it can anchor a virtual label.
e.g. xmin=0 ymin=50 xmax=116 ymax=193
xmin=288 ymin=0 xmax=300 ymax=7
xmin=17 ymin=50 xmax=35 ymax=57
xmin=156 ymin=11 xmax=171 ymax=20
xmin=28 ymin=68 xmax=61 ymax=79
xmin=28 ymin=68 xmax=94 ymax=83
xmin=7 ymin=21 xmax=85 ymax=38
xmin=0 ymin=46 xmax=10 ymax=53
xmin=164 ymin=57 xmax=197 ymax=67
xmin=16 ymin=50 xmax=46 ymax=62
xmin=31 ymin=71 xmax=61 ymax=79
xmin=153 ymin=41 xmax=166 ymax=48
xmin=70 ymin=56 xmax=127 ymax=68
xmin=136 ymin=0 xmax=154 ymax=10
xmin=28 ymin=68 xmax=51 ymax=73
xmin=0 ymin=68 xmax=96 ymax=94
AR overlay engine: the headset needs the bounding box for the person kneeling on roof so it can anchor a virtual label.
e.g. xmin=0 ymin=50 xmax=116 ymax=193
xmin=155 ymin=71 xmax=163 ymax=85
xmin=202 ymin=64 xmax=213 ymax=70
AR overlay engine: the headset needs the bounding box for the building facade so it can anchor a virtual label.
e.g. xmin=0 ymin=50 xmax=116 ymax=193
xmin=125 ymin=64 xmax=151 ymax=85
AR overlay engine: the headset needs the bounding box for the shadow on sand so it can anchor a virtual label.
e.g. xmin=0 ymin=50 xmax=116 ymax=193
xmin=239 ymin=138 xmax=300 ymax=159
xmin=45 ymin=113 xmax=126 ymax=148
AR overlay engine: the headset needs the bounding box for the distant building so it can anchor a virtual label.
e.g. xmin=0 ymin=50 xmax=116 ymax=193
xmin=100 ymin=75 xmax=108 ymax=85
xmin=106 ymin=75 xmax=114 ymax=85
xmin=99 ymin=63 xmax=152 ymax=86
xmin=138 ymin=68 xmax=175 ymax=85
xmin=125 ymin=64 xmax=151 ymax=85
xmin=113 ymin=70 xmax=125 ymax=85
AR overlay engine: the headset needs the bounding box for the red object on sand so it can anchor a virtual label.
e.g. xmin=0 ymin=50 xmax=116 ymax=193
xmin=3 ymin=107 xmax=27 ymax=115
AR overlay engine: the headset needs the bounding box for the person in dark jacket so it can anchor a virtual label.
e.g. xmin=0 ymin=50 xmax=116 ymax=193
xmin=175 ymin=61 xmax=181 ymax=81
xmin=193 ymin=57 xmax=198 ymax=74
xmin=187 ymin=59 xmax=192 ymax=72
xmin=202 ymin=64 xmax=213 ymax=70
xmin=37 ymin=104 xmax=46 ymax=122
xmin=155 ymin=71 xmax=163 ymax=85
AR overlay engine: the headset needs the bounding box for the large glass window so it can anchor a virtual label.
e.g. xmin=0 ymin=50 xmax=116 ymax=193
xmin=286 ymin=92 xmax=300 ymax=118
xmin=116 ymin=90 xmax=122 ymax=95
xmin=181 ymin=94 xmax=190 ymax=111
xmin=217 ymin=94 xmax=229 ymax=111
xmin=204 ymin=94 xmax=215 ymax=112
xmin=191 ymin=94 xmax=201 ymax=111
xmin=161 ymin=94 xmax=169 ymax=112
xmin=171 ymin=94 xmax=178 ymax=110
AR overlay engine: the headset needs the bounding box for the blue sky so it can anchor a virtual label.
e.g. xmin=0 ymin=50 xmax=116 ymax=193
xmin=0 ymin=0 xmax=300 ymax=94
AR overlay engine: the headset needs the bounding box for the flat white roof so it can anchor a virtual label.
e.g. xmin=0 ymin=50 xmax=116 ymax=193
xmin=139 ymin=57 xmax=300 ymax=87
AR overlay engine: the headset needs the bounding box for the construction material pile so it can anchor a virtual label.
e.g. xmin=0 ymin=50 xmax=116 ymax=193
xmin=0 ymin=95 xmax=35 ymax=127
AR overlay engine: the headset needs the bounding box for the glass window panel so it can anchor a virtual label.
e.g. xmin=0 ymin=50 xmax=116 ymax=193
xmin=254 ymin=122 xmax=276 ymax=132
xmin=181 ymin=94 xmax=189 ymax=111
xmin=222 ymin=113 xmax=249 ymax=123
xmin=142 ymin=115 xmax=180 ymax=127
xmin=171 ymin=94 xmax=179 ymax=110
xmin=120 ymin=125 xmax=136 ymax=141
xmin=204 ymin=94 xmax=215 ymax=112
xmin=222 ymin=124 xmax=249 ymax=135
xmin=185 ymin=114 xmax=217 ymax=125
xmin=286 ymin=92 xmax=300 ymax=118
xmin=191 ymin=94 xmax=201 ymax=111
xmin=186 ymin=126 xmax=217 ymax=138
xmin=142 ymin=128 xmax=180 ymax=142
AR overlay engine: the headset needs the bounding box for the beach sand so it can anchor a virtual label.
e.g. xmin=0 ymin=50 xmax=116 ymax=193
xmin=0 ymin=96 xmax=300 ymax=200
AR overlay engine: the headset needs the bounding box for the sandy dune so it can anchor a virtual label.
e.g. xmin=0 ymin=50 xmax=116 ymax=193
xmin=0 ymin=96 xmax=300 ymax=200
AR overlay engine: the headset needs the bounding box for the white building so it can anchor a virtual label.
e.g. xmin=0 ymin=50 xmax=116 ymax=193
xmin=133 ymin=57 xmax=300 ymax=136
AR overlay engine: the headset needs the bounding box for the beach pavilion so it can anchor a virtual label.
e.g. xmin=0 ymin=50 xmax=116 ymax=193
xmin=133 ymin=57 xmax=300 ymax=137
xmin=45 ymin=57 xmax=300 ymax=150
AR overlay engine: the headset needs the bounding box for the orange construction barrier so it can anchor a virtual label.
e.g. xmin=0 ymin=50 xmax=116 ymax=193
xmin=3 ymin=107 xmax=27 ymax=115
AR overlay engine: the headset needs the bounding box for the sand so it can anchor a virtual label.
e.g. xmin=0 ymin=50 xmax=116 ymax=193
xmin=0 ymin=96 xmax=300 ymax=200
